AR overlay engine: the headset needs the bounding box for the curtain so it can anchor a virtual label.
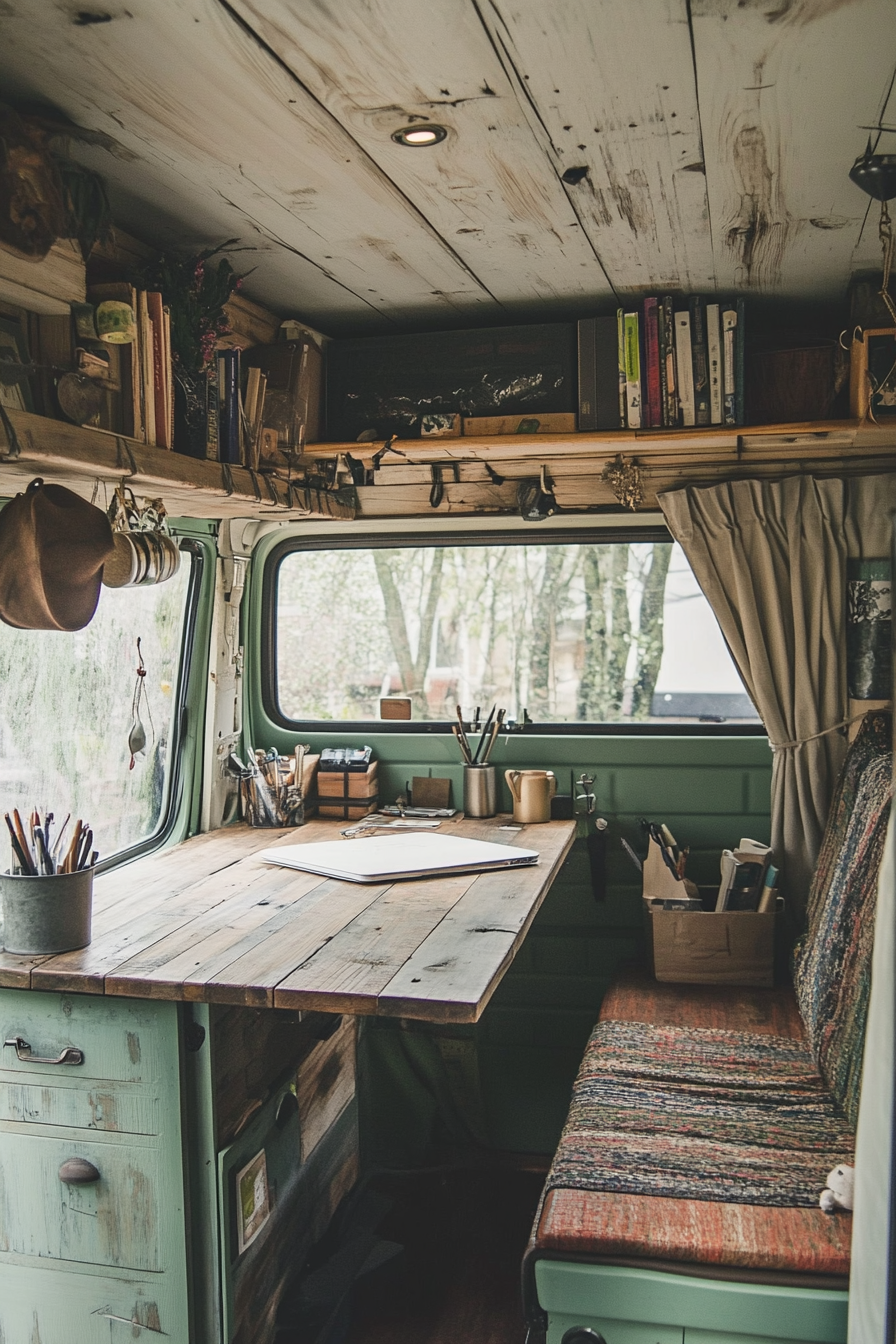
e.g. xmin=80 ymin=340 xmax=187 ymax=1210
xmin=659 ymin=473 xmax=896 ymax=921
xmin=849 ymin=809 xmax=895 ymax=1344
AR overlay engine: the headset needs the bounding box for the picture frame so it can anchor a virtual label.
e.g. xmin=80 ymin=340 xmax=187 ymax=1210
xmin=235 ymin=1148 xmax=271 ymax=1254
xmin=849 ymin=326 xmax=896 ymax=420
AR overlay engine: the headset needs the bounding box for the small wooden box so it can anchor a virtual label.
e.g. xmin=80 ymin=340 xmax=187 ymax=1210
xmin=317 ymin=798 xmax=378 ymax=821
xmin=649 ymin=909 xmax=776 ymax=987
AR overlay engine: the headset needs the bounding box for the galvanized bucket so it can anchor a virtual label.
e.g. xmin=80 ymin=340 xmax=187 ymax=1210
xmin=0 ymin=868 xmax=93 ymax=954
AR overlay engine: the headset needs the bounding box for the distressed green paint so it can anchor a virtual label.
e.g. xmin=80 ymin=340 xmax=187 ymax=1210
xmin=0 ymin=990 xmax=190 ymax=1342
xmin=536 ymin=1263 xmax=847 ymax=1344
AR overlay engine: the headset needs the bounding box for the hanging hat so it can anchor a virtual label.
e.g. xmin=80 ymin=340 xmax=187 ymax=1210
xmin=0 ymin=478 xmax=114 ymax=631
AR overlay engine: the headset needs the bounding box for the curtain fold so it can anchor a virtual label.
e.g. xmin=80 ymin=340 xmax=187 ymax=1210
xmin=659 ymin=473 xmax=896 ymax=921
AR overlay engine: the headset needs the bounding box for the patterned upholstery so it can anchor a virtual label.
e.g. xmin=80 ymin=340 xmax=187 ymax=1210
xmin=793 ymin=710 xmax=893 ymax=1125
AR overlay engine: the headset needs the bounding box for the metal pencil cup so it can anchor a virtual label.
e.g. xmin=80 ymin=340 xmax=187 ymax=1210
xmin=463 ymin=764 xmax=497 ymax=818
xmin=0 ymin=868 xmax=94 ymax=954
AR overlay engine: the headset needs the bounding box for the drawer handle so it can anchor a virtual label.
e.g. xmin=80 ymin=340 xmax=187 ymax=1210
xmin=59 ymin=1157 xmax=101 ymax=1185
xmin=4 ymin=1036 xmax=84 ymax=1066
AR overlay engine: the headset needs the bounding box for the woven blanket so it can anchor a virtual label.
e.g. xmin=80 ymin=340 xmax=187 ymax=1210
xmin=793 ymin=710 xmax=893 ymax=1126
xmin=545 ymin=1021 xmax=854 ymax=1207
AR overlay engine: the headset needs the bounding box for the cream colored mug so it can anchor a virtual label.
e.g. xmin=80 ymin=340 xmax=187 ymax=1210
xmin=504 ymin=769 xmax=557 ymax=824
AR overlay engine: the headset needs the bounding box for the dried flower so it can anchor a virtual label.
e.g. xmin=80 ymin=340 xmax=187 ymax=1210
xmin=137 ymin=239 xmax=250 ymax=373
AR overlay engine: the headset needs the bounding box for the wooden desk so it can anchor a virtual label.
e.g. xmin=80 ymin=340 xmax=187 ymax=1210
xmin=0 ymin=816 xmax=576 ymax=1023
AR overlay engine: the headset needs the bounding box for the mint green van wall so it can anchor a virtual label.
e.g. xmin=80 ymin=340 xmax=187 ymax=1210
xmin=243 ymin=535 xmax=773 ymax=1159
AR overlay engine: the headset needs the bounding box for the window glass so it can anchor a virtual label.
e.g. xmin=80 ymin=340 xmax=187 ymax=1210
xmin=275 ymin=540 xmax=758 ymax=726
xmin=0 ymin=554 xmax=193 ymax=862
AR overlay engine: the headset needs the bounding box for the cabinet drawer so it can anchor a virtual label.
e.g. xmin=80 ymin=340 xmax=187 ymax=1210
xmin=0 ymin=1131 xmax=181 ymax=1272
xmin=548 ymin=1315 xmax=682 ymax=1344
xmin=0 ymin=1078 xmax=160 ymax=1134
xmin=0 ymin=1259 xmax=189 ymax=1343
xmin=0 ymin=989 xmax=172 ymax=1087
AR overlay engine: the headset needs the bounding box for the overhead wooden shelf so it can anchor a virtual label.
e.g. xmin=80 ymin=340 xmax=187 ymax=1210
xmin=0 ymin=410 xmax=355 ymax=522
xmin=304 ymin=421 xmax=896 ymax=516
xmin=2 ymin=410 xmax=894 ymax=522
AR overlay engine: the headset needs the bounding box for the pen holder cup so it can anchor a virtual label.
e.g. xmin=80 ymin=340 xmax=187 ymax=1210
xmin=0 ymin=868 xmax=94 ymax=954
xmin=463 ymin=765 xmax=496 ymax=819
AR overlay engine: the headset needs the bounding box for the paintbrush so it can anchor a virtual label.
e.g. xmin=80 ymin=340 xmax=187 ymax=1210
xmin=455 ymin=706 xmax=473 ymax=763
xmin=452 ymin=723 xmax=473 ymax=765
xmin=12 ymin=810 xmax=36 ymax=875
xmin=472 ymin=704 xmax=496 ymax=764
xmin=5 ymin=812 xmax=34 ymax=875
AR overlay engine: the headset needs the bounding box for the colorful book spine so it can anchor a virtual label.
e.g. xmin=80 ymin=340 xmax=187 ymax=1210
xmin=706 ymin=302 xmax=722 ymax=425
xmin=674 ymin=310 xmax=695 ymax=427
xmin=734 ymin=298 xmax=746 ymax=426
xmin=205 ymin=360 xmax=219 ymax=460
xmin=616 ymin=308 xmax=626 ymax=428
xmin=689 ymin=296 xmax=710 ymax=426
xmin=623 ymin=311 xmax=642 ymax=429
xmin=643 ymin=297 xmax=661 ymax=428
xmin=722 ymin=304 xmax=737 ymax=426
xmin=661 ymin=296 xmax=678 ymax=427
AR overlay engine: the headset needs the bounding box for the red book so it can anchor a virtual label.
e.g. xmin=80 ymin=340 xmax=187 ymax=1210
xmin=643 ymin=297 xmax=661 ymax=428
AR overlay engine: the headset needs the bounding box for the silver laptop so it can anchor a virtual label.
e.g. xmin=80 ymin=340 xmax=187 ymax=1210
xmin=259 ymin=831 xmax=540 ymax=884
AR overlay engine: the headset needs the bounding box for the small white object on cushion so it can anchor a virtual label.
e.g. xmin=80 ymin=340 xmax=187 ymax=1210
xmin=819 ymin=1164 xmax=855 ymax=1213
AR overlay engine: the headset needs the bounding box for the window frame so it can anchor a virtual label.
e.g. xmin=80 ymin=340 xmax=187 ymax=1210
xmin=92 ymin=536 xmax=208 ymax=872
xmin=261 ymin=526 xmax=765 ymax=737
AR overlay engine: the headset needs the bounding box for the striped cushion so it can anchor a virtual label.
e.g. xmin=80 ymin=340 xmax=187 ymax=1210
xmin=544 ymin=1020 xmax=853 ymax=1208
xmin=793 ymin=710 xmax=893 ymax=1125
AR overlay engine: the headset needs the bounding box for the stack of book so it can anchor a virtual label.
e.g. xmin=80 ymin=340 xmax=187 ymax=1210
xmin=577 ymin=297 xmax=746 ymax=432
xmin=87 ymin=283 xmax=174 ymax=448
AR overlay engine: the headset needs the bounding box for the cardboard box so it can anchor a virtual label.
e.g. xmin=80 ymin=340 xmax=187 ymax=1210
xmin=649 ymin=908 xmax=776 ymax=987
xmin=462 ymin=412 xmax=576 ymax=436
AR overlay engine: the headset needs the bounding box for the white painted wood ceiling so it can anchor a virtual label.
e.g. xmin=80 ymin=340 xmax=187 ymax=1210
xmin=2 ymin=0 xmax=895 ymax=334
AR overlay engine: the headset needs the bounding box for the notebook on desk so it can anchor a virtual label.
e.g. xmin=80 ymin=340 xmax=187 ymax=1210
xmin=259 ymin=831 xmax=540 ymax=884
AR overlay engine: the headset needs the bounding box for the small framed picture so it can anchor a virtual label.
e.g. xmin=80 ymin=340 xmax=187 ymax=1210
xmin=0 ymin=312 xmax=34 ymax=413
xmin=235 ymin=1149 xmax=270 ymax=1254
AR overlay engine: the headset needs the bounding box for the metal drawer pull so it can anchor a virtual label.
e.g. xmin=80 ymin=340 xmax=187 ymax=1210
xmin=59 ymin=1157 xmax=101 ymax=1185
xmin=4 ymin=1035 xmax=84 ymax=1066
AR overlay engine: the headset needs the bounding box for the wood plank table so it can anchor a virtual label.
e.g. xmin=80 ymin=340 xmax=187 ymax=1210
xmin=0 ymin=816 xmax=576 ymax=1023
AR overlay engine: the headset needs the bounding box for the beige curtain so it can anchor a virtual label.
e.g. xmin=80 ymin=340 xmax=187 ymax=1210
xmin=659 ymin=473 xmax=896 ymax=921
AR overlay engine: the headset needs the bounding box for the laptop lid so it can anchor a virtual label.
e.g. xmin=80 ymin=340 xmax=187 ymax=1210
xmin=260 ymin=831 xmax=539 ymax=884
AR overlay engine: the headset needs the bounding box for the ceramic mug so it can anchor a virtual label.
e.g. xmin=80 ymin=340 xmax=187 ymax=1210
xmin=504 ymin=769 xmax=557 ymax=824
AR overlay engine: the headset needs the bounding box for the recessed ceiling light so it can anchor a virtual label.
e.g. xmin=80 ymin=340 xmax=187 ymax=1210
xmin=391 ymin=124 xmax=448 ymax=147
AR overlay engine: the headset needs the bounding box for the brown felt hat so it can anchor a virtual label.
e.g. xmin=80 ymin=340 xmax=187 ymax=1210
xmin=0 ymin=478 xmax=114 ymax=631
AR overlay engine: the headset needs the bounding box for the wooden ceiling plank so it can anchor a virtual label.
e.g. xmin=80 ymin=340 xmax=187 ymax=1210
xmin=475 ymin=0 xmax=717 ymax=296
xmin=0 ymin=0 xmax=499 ymax=328
xmin=690 ymin=0 xmax=896 ymax=300
xmin=226 ymin=0 xmax=614 ymax=313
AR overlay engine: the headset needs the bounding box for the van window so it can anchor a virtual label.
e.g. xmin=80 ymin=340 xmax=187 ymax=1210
xmin=0 ymin=548 xmax=194 ymax=864
xmin=270 ymin=537 xmax=758 ymax=727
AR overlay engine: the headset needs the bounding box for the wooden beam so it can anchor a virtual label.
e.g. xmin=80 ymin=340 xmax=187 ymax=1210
xmin=0 ymin=0 xmax=499 ymax=330
xmin=475 ymin=0 xmax=717 ymax=296
xmin=691 ymin=0 xmax=896 ymax=298
xmin=0 ymin=411 xmax=356 ymax=522
xmin=227 ymin=0 xmax=614 ymax=314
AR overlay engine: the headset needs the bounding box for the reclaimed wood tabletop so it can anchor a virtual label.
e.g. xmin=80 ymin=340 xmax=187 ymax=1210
xmin=0 ymin=817 xmax=577 ymax=1023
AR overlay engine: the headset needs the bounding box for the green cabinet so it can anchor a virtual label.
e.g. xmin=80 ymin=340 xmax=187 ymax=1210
xmin=0 ymin=989 xmax=190 ymax=1343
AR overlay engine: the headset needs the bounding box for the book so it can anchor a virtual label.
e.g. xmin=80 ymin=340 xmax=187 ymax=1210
xmin=217 ymin=348 xmax=241 ymax=464
xmin=577 ymin=316 xmax=622 ymax=431
xmin=659 ymin=295 xmax=677 ymax=428
xmin=722 ymin=304 xmax=737 ymax=426
xmin=674 ymin=310 xmax=695 ymax=426
xmin=616 ymin=308 xmax=626 ymax=428
xmin=205 ymin=361 xmax=219 ymax=461
xmin=137 ymin=290 xmax=156 ymax=447
xmin=735 ymin=297 xmax=746 ymax=426
xmin=623 ymin=311 xmax=642 ymax=429
xmin=706 ymin=302 xmax=722 ymax=424
xmin=689 ymin=296 xmax=710 ymax=426
xmin=643 ymin=297 xmax=661 ymax=428
xmin=146 ymin=292 xmax=171 ymax=449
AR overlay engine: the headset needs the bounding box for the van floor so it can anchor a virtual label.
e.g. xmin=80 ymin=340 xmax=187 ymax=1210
xmin=346 ymin=1168 xmax=546 ymax=1344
